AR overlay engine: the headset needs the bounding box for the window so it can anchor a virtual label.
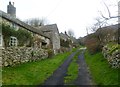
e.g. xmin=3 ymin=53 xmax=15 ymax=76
xmin=9 ymin=36 xmax=17 ymax=46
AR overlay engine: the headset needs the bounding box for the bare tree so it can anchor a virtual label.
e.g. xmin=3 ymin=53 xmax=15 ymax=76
xmin=67 ymin=29 xmax=74 ymax=37
xmin=90 ymin=17 xmax=108 ymax=32
xmin=25 ymin=18 xmax=48 ymax=27
xmin=99 ymin=1 xmax=119 ymax=21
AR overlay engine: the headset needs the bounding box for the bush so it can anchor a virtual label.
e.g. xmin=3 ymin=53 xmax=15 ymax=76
xmin=85 ymin=34 xmax=101 ymax=54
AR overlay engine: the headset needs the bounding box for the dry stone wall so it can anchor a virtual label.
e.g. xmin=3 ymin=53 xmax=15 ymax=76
xmin=102 ymin=45 xmax=120 ymax=68
xmin=2 ymin=47 xmax=48 ymax=67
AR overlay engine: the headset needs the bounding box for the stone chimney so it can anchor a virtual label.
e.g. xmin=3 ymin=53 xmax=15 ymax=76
xmin=65 ymin=31 xmax=67 ymax=35
xmin=7 ymin=1 xmax=16 ymax=17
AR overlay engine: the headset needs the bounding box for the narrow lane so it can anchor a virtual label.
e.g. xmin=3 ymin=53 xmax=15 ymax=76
xmin=74 ymin=49 xmax=93 ymax=85
xmin=40 ymin=50 xmax=79 ymax=86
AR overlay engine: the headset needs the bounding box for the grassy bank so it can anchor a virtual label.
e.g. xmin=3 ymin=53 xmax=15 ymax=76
xmin=64 ymin=50 xmax=80 ymax=84
xmin=85 ymin=50 xmax=119 ymax=85
xmin=2 ymin=52 xmax=71 ymax=85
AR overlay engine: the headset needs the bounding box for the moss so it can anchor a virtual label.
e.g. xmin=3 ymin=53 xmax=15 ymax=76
xmin=107 ymin=44 xmax=119 ymax=55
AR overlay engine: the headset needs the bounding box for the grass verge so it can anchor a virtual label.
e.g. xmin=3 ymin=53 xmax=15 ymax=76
xmin=85 ymin=50 xmax=119 ymax=85
xmin=2 ymin=52 xmax=71 ymax=85
xmin=64 ymin=50 xmax=81 ymax=84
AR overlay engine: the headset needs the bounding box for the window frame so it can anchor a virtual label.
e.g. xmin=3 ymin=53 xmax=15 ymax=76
xmin=9 ymin=36 xmax=17 ymax=46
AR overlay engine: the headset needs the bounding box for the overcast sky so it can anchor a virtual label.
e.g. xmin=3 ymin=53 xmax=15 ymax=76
xmin=0 ymin=0 xmax=118 ymax=38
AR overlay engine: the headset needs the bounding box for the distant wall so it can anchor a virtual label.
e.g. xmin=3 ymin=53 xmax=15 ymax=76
xmin=2 ymin=47 xmax=48 ymax=67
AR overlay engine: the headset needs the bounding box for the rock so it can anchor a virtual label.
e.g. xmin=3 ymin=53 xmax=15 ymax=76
xmin=4 ymin=62 xmax=8 ymax=66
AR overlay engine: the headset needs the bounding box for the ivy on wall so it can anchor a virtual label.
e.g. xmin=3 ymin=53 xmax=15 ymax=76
xmin=1 ymin=23 xmax=33 ymax=47
xmin=17 ymin=29 xmax=33 ymax=47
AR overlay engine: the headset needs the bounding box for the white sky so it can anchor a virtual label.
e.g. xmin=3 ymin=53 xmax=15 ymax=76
xmin=0 ymin=0 xmax=118 ymax=38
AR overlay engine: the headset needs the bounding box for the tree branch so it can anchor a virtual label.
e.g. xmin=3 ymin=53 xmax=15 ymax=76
xmin=99 ymin=1 xmax=119 ymax=20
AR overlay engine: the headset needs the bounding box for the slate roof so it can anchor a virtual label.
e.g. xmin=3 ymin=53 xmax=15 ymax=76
xmin=59 ymin=33 xmax=70 ymax=40
xmin=37 ymin=24 xmax=60 ymax=39
xmin=0 ymin=10 xmax=50 ymax=39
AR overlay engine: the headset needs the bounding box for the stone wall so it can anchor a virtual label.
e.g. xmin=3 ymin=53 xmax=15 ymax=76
xmin=2 ymin=47 xmax=48 ymax=67
xmin=102 ymin=45 xmax=120 ymax=68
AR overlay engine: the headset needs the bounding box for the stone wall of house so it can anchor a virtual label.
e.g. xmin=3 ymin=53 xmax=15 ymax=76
xmin=0 ymin=48 xmax=2 ymax=67
xmin=102 ymin=45 xmax=120 ymax=68
xmin=2 ymin=47 xmax=48 ymax=67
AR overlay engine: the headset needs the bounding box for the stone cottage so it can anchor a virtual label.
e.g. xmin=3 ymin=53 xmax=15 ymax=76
xmin=37 ymin=24 xmax=60 ymax=54
xmin=59 ymin=32 xmax=72 ymax=52
xmin=60 ymin=32 xmax=71 ymax=42
xmin=0 ymin=1 xmax=50 ymax=48
xmin=60 ymin=32 xmax=79 ymax=48
xmin=0 ymin=2 xmax=52 ymax=66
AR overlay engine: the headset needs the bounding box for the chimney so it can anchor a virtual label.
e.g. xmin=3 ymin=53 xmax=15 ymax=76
xmin=9 ymin=1 xmax=11 ymax=5
xmin=65 ymin=31 xmax=67 ymax=35
xmin=7 ymin=1 xmax=16 ymax=17
xmin=13 ymin=2 xmax=14 ymax=6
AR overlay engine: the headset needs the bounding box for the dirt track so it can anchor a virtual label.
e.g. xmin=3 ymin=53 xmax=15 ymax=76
xmin=42 ymin=50 xmax=78 ymax=86
xmin=74 ymin=49 xmax=93 ymax=85
xmin=38 ymin=49 xmax=93 ymax=86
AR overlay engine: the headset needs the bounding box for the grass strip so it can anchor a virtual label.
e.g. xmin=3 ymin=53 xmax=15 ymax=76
xmin=64 ymin=49 xmax=81 ymax=84
xmin=84 ymin=50 xmax=119 ymax=85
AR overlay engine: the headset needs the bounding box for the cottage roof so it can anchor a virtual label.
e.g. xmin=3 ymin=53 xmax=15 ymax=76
xmin=0 ymin=10 xmax=50 ymax=39
xmin=38 ymin=24 xmax=58 ymax=30
xmin=60 ymin=33 xmax=70 ymax=40
xmin=36 ymin=24 xmax=60 ymax=38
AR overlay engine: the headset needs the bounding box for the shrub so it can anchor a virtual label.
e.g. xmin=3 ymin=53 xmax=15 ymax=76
xmin=85 ymin=34 xmax=101 ymax=54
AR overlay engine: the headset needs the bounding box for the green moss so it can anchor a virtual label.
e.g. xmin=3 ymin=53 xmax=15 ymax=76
xmin=85 ymin=50 xmax=119 ymax=85
xmin=108 ymin=44 xmax=119 ymax=55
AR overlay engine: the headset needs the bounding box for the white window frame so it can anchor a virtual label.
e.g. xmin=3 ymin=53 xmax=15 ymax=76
xmin=9 ymin=36 xmax=17 ymax=46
